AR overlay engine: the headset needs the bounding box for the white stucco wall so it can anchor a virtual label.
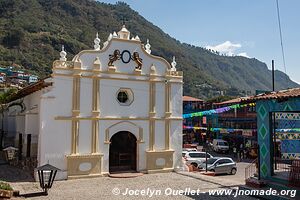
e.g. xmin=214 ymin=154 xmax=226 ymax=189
xmin=155 ymin=82 xmax=166 ymax=118
xmin=80 ymin=78 xmax=92 ymax=116
xmin=78 ymin=120 xmax=92 ymax=154
xmin=38 ymin=77 xmax=73 ymax=179
xmin=34 ymin=30 xmax=182 ymax=179
xmin=76 ymin=39 xmax=169 ymax=77
xmin=100 ymin=79 xmax=149 ymax=118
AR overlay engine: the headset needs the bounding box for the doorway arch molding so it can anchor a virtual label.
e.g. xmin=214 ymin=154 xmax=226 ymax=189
xmin=104 ymin=121 xmax=144 ymax=144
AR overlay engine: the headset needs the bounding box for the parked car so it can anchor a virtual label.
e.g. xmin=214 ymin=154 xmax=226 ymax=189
xmin=182 ymin=148 xmax=197 ymax=152
xmin=182 ymin=148 xmax=198 ymax=157
xmin=198 ymin=157 xmax=237 ymax=175
xmin=213 ymin=139 xmax=229 ymax=153
xmin=184 ymin=151 xmax=213 ymax=168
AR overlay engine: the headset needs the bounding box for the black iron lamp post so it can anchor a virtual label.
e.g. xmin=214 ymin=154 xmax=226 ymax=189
xmin=36 ymin=164 xmax=59 ymax=195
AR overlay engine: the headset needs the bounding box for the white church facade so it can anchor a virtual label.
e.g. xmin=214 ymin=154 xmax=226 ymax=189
xmin=4 ymin=26 xmax=183 ymax=180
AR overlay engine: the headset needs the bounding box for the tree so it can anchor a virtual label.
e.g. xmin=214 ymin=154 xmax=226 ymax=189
xmin=207 ymin=95 xmax=235 ymax=103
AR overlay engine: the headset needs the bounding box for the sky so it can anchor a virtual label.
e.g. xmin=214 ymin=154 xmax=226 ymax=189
xmin=99 ymin=0 xmax=300 ymax=84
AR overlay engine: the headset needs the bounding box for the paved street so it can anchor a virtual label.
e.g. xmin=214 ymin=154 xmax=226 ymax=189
xmin=11 ymin=173 xmax=256 ymax=200
xmin=0 ymin=148 xmax=255 ymax=200
xmin=0 ymin=164 xmax=258 ymax=200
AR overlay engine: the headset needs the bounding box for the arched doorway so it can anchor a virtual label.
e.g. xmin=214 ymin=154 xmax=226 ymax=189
xmin=109 ymin=131 xmax=137 ymax=172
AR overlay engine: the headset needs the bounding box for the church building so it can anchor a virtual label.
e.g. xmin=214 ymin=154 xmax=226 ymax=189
xmin=5 ymin=26 xmax=183 ymax=179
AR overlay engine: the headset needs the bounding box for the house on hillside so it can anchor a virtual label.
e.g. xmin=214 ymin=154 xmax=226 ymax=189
xmin=3 ymin=25 xmax=183 ymax=180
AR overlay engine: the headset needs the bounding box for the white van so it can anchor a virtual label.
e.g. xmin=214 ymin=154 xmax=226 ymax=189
xmin=213 ymin=139 xmax=229 ymax=153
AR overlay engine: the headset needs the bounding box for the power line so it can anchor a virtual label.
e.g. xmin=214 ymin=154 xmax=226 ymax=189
xmin=276 ymin=0 xmax=289 ymax=88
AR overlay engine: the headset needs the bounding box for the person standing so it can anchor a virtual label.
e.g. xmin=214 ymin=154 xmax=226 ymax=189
xmin=240 ymin=143 xmax=244 ymax=159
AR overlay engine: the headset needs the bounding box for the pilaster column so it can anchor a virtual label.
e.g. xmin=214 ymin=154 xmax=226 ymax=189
xmin=71 ymin=120 xmax=79 ymax=154
xmin=92 ymin=78 xmax=100 ymax=115
xmin=71 ymin=74 xmax=81 ymax=154
xmin=149 ymin=74 xmax=156 ymax=151
xmin=72 ymin=75 xmax=81 ymax=116
xmin=165 ymin=79 xmax=171 ymax=150
xmin=91 ymin=120 xmax=99 ymax=153
xmin=91 ymin=77 xmax=100 ymax=153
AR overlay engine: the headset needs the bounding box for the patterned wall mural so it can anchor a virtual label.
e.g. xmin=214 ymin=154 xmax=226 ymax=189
xmin=257 ymin=98 xmax=300 ymax=178
xmin=275 ymin=113 xmax=300 ymax=159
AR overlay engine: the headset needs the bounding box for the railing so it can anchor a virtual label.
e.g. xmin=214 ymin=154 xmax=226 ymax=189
xmin=275 ymin=158 xmax=292 ymax=173
xmin=52 ymin=60 xmax=75 ymax=69
xmin=289 ymin=160 xmax=300 ymax=187
xmin=245 ymin=158 xmax=258 ymax=181
xmin=273 ymin=158 xmax=292 ymax=180
xmin=166 ymin=71 xmax=183 ymax=77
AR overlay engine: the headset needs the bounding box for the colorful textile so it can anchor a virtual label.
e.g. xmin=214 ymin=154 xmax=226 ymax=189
xmin=182 ymin=103 xmax=256 ymax=119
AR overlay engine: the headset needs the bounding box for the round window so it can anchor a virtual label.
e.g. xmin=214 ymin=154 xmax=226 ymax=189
xmin=117 ymin=91 xmax=128 ymax=103
xmin=116 ymin=88 xmax=134 ymax=106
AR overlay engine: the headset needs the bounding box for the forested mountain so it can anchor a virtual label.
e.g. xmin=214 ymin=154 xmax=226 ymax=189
xmin=0 ymin=0 xmax=298 ymax=98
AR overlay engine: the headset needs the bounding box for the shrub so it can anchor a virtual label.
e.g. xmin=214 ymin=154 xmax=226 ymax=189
xmin=0 ymin=181 xmax=13 ymax=191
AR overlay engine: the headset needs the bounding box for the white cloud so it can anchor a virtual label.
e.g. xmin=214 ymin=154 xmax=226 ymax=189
xmin=237 ymin=52 xmax=250 ymax=58
xmin=206 ymin=41 xmax=251 ymax=58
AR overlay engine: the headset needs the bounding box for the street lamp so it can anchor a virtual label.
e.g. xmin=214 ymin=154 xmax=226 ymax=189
xmin=3 ymin=146 xmax=18 ymax=161
xmin=36 ymin=164 xmax=59 ymax=195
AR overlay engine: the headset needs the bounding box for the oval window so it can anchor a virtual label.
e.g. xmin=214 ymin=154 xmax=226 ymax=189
xmin=79 ymin=162 xmax=92 ymax=172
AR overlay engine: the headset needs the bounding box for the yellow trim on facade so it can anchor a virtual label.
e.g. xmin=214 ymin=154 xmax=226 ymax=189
xmin=165 ymin=81 xmax=170 ymax=114
xmin=145 ymin=150 xmax=174 ymax=172
xmin=165 ymin=119 xmax=170 ymax=150
xmin=71 ymin=120 xmax=79 ymax=154
xmin=55 ymin=116 xmax=183 ymax=121
xmin=92 ymin=78 xmax=100 ymax=115
xmin=52 ymin=73 xmax=183 ymax=83
xmin=91 ymin=120 xmax=99 ymax=153
xmin=164 ymin=80 xmax=172 ymax=150
xmin=149 ymin=119 xmax=155 ymax=151
xmin=66 ymin=153 xmax=103 ymax=178
xmin=104 ymin=121 xmax=144 ymax=144
xmin=53 ymin=66 xmax=183 ymax=79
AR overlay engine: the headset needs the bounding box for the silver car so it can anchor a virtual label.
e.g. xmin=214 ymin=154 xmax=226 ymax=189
xmin=198 ymin=157 xmax=237 ymax=175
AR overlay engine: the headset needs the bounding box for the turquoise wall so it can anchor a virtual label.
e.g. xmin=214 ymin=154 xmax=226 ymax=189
xmin=257 ymin=97 xmax=300 ymax=178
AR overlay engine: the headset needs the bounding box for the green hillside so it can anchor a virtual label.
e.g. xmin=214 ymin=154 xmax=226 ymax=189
xmin=0 ymin=0 xmax=298 ymax=98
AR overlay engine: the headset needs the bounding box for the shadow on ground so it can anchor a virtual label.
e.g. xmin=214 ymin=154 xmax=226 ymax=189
xmin=0 ymin=164 xmax=34 ymax=182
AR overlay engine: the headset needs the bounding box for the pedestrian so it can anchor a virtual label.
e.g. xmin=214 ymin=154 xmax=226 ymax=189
xmin=233 ymin=146 xmax=237 ymax=158
xmin=240 ymin=143 xmax=244 ymax=159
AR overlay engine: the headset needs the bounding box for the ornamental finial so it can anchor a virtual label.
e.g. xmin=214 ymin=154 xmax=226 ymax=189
xmin=60 ymin=45 xmax=67 ymax=61
xmin=171 ymin=56 xmax=177 ymax=71
xmin=135 ymin=35 xmax=140 ymax=41
xmin=108 ymin=33 xmax=113 ymax=41
xmin=94 ymin=32 xmax=101 ymax=50
xmin=145 ymin=39 xmax=151 ymax=54
xmin=112 ymin=31 xmax=118 ymax=38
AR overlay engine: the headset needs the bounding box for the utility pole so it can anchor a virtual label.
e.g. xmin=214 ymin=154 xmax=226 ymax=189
xmin=272 ymin=60 xmax=277 ymax=171
xmin=272 ymin=60 xmax=275 ymax=91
